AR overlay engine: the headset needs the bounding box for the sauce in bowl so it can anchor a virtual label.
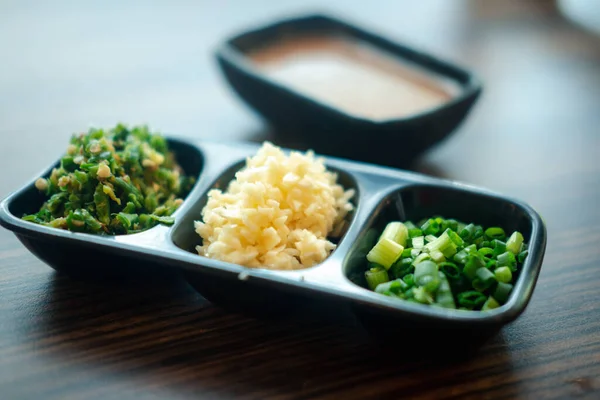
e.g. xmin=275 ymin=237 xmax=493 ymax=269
xmin=248 ymin=35 xmax=460 ymax=120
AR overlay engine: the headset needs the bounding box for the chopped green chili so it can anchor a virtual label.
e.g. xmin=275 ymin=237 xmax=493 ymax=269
xmin=23 ymin=124 xmax=194 ymax=234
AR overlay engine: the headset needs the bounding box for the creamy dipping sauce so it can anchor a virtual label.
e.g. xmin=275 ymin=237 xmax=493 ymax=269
xmin=248 ymin=35 xmax=459 ymax=120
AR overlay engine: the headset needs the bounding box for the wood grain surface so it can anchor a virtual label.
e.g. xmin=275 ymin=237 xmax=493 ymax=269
xmin=1 ymin=1 xmax=599 ymax=399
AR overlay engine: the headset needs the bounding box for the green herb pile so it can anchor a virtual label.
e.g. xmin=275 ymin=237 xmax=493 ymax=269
xmin=363 ymin=217 xmax=528 ymax=311
xmin=23 ymin=124 xmax=195 ymax=234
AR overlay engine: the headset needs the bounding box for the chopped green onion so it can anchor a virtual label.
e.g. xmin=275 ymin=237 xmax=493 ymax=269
xmin=389 ymin=258 xmax=413 ymax=279
xmin=403 ymin=273 xmax=415 ymax=287
xmin=404 ymin=221 xmax=417 ymax=230
xmin=497 ymin=251 xmax=517 ymax=272
xmin=412 ymin=236 xmax=425 ymax=249
xmin=463 ymin=255 xmax=486 ymax=280
xmin=379 ymin=222 xmax=409 ymax=247
xmin=485 ymin=226 xmax=506 ymax=240
xmin=482 ymin=296 xmax=500 ymax=311
xmin=425 ymin=234 xmax=438 ymax=243
xmin=430 ymin=250 xmax=446 ymax=263
xmin=375 ymin=279 xmax=408 ymax=297
xmin=457 ymin=291 xmax=487 ymax=310
xmin=446 ymin=219 xmax=459 ymax=232
xmin=446 ymin=229 xmax=464 ymax=247
xmin=492 ymin=239 xmax=507 ymax=257
xmin=518 ymin=250 xmax=529 ymax=264
xmin=366 ymin=238 xmax=404 ymax=270
xmin=494 ymin=266 xmax=512 ymax=283
xmin=439 ymin=262 xmax=461 ymax=281
xmin=413 ymin=252 xmax=432 ymax=265
xmin=478 ymin=247 xmax=494 ymax=259
xmin=365 ymin=267 xmax=390 ymax=290
xmin=414 ymin=260 xmax=440 ymax=292
xmin=506 ymin=231 xmax=524 ymax=255
xmin=424 ymin=231 xmax=457 ymax=257
xmin=453 ymin=249 xmax=469 ymax=264
xmin=479 ymin=240 xmax=491 ymax=249
xmin=421 ymin=219 xmax=440 ymax=236
xmin=460 ymin=224 xmax=476 ymax=240
xmin=435 ymin=272 xmax=456 ymax=309
xmin=413 ymin=287 xmax=434 ymax=304
xmin=494 ymin=282 xmax=513 ymax=303
xmin=408 ymin=228 xmax=423 ymax=238
xmin=472 ymin=267 xmax=496 ymax=291
xmin=364 ymin=217 xmax=527 ymax=312
xmin=410 ymin=248 xmax=422 ymax=258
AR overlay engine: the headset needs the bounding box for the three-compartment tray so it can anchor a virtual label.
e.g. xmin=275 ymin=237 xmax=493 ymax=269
xmin=0 ymin=137 xmax=546 ymax=346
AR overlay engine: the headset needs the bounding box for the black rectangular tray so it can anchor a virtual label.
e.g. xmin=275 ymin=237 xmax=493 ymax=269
xmin=0 ymin=138 xmax=546 ymax=347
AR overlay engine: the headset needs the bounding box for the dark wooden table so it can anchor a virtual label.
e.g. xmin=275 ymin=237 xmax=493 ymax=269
xmin=1 ymin=1 xmax=599 ymax=399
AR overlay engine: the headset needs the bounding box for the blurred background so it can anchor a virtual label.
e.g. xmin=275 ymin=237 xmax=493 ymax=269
xmin=0 ymin=0 xmax=599 ymax=200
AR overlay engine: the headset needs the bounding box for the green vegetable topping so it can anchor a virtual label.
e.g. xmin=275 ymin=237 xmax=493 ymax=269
xmin=22 ymin=124 xmax=195 ymax=234
xmin=363 ymin=219 xmax=529 ymax=311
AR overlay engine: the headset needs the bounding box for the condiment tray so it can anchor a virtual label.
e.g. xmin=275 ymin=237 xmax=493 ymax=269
xmin=0 ymin=138 xmax=546 ymax=343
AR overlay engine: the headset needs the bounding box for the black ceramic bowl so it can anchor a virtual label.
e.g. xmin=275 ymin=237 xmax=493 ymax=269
xmin=0 ymin=138 xmax=546 ymax=347
xmin=215 ymin=14 xmax=482 ymax=168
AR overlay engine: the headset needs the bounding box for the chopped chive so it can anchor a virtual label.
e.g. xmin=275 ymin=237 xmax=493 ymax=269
xmin=365 ymin=267 xmax=390 ymax=290
xmin=518 ymin=250 xmax=529 ymax=264
xmin=412 ymin=236 xmax=425 ymax=249
xmin=410 ymin=248 xmax=422 ymax=258
xmin=482 ymin=296 xmax=500 ymax=311
xmin=494 ymin=266 xmax=512 ymax=283
xmin=446 ymin=219 xmax=459 ymax=232
xmin=453 ymin=249 xmax=469 ymax=264
xmin=446 ymin=229 xmax=464 ymax=247
xmin=414 ymin=260 xmax=440 ymax=292
xmin=497 ymin=251 xmax=517 ymax=272
xmin=439 ymin=261 xmax=461 ymax=281
xmin=506 ymin=231 xmax=524 ymax=255
xmin=478 ymin=247 xmax=494 ymax=259
xmin=404 ymin=221 xmax=417 ymax=230
xmin=365 ymin=217 xmax=526 ymax=312
xmin=408 ymin=228 xmax=423 ymax=238
xmin=457 ymin=291 xmax=487 ymax=310
xmin=494 ymin=282 xmax=513 ymax=303
xmin=401 ymin=247 xmax=413 ymax=258
xmin=435 ymin=272 xmax=456 ymax=309
xmin=463 ymin=255 xmax=486 ymax=280
xmin=472 ymin=267 xmax=496 ymax=291
xmin=479 ymin=240 xmax=491 ymax=249
xmin=421 ymin=219 xmax=440 ymax=236
xmin=425 ymin=234 xmax=438 ymax=243
xmin=375 ymin=279 xmax=408 ymax=297
xmin=460 ymin=224 xmax=476 ymax=240
xmin=413 ymin=252 xmax=432 ymax=265
xmin=492 ymin=239 xmax=507 ymax=257
xmin=366 ymin=238 xmax=404 ymax=270
xmin=379 ymin=221 xmax=409 ymax=247
xmin=389 ymin=258 xmax=413 ymax=279
xmin=413 ymin=286 xmax=434 ymax=304
xmin=403 ymin=273 xmax=415 ymax=287
xmin=430 ymin=250 xmax=446 ymax=263
xmin=485 ymin=226 xmax=506 ymax=240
